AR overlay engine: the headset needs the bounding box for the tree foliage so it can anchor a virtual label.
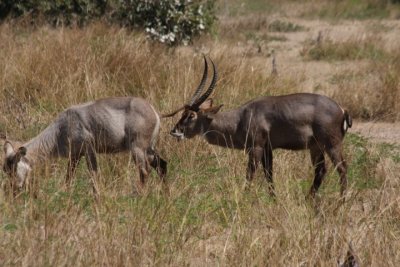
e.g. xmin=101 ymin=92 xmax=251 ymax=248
xmin=116 ymin=0 xmax=215 ymax=45
xmin=0 ymin=0 xmax=216 ymax=45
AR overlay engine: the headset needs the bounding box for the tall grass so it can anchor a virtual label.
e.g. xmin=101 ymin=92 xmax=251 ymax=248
xmin=302 ymin=36 xmax=400 ymax=121
xmin=219 ymin=0 xmax=400 ymax=19
xmin=332 ymin=58 xmax=400 ymax=121
xmin=300 ymin=0 xmax=400 ymax=20
xmin=0 ymin=21 xmax=399 ymax=266
xmin=301 ymin=37 xmax=387 ymax=62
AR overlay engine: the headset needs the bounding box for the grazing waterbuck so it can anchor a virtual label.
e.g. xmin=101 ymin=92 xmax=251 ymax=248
xmin=2 ymin=97 xmax=167 ymax=196
xmin=165 ymin=57 xmax=352 ymax=197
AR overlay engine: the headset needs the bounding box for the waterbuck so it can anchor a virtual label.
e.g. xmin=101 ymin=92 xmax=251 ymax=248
xmin=165 ymin=57 xmax=352 ymax=197
xmin=2 ymin=97 xmax=167 ymax=196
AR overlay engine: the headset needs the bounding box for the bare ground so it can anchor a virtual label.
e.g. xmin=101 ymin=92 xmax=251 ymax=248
xmin=352 ymin=121 xmax=400 ymax=144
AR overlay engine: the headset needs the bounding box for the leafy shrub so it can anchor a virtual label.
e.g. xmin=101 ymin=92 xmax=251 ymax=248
xmin=0 ymin=0 xmax=216 ymax=45
xmin=115 ymin=0 xmax=216 ymax=45
xmin=0 ymin=0 xmax=107 ymax=26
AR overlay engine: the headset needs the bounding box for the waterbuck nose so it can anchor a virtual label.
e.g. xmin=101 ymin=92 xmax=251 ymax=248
xmin=170 ymin=127 xmax=178 ymax=136
xmin=170 ymin=126 xmax=183 ymax=138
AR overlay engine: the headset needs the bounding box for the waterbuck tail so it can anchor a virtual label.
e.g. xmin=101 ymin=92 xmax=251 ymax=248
xmin=342 ymin=110 xmax=352 ymax=133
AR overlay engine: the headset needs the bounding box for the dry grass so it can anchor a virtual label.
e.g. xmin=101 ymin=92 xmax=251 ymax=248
xmin=331 ymin=59 xmax=400 ymax=121
xmin=301 ymin=35 xmax=400 ymax=121
xmin=299 ymin=0 xmax=400 ymax=20
xmin=1 ymin=7 xmax=400 ymax=266
xmin=301 ymin=36 xmax=387 ymax=62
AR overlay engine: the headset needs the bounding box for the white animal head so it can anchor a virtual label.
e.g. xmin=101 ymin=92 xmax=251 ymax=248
xmin=3 ymin=141 xmax=31 ymax=191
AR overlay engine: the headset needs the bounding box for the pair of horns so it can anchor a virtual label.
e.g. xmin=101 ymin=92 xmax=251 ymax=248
xmin=162 ymin=56 xmax=218 ymax=118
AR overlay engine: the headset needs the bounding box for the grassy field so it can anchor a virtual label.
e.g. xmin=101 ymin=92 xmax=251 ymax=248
xmin=1 ymin=1 xmax=400 ymax=266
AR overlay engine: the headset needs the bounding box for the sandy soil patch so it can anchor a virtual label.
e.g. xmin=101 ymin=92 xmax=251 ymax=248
xmin=352 ymin=121 xmax=400 ymax=144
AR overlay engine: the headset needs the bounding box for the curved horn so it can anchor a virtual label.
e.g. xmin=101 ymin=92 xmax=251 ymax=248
xmin=192 ymin=58 xmax=217 ymax=108
xmin=188 ymin=55 xmax=208 ymax=106
xmin=162 ymin=56 xmax=209 ymax=118
xmin=161 ymin=106 xmax=187 ymax=118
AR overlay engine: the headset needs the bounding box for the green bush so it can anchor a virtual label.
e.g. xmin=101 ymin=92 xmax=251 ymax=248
xmin=0 ymin=0 xmax=107 ymax=26
xmin=0 ymin=0 xmax=216 ymax=45
xmin=115 ymin=0 xmax=215 ymax=45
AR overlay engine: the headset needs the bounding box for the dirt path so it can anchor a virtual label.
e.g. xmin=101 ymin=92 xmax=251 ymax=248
xmin=352 ymin=121 xmax=400 ymax=144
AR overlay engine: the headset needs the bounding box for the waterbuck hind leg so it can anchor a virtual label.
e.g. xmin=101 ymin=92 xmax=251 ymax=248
xmin=327 ymin=145 xmax=348 ymax=197
xmin=262 ymin=147 xmax=275 ymax=197
xmin=132 ymin=147 xmax=151 ymax=193
xmin=309 ymin=146 xmax=327 ymax=198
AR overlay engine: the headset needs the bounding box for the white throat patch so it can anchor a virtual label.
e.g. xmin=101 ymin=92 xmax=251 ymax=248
xmin=171 ymin=132 xmax=185 ymax=140
xmin=16 ymin=160 xmax=31 ymax=187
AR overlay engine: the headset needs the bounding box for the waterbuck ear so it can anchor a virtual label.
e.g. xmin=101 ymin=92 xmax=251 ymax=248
xmin=15 ymin=146 xmax=27 ymax=161
xmin=203 ymin=104 xmax=223 ymax=119
xmin=3 ymin=141 xmax=15 ymax=157
xmin=199 ymin=99 xmax=213 ymax=110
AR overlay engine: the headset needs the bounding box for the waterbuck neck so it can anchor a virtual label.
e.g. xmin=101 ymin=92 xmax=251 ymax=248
xmin=23 ymin=120 xmax=61 ymax=164
xmin=202 ymin=109 xmax=242 ymax=148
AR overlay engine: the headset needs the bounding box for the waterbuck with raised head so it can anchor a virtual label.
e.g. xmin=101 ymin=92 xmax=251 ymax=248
xmin=2 ymin=97 xmax=167 ymax=196
xmin=166 ymin=57 xmax=352 ymax=197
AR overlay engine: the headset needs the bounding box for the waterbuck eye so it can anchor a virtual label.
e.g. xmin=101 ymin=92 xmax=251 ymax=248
xmin=189 ymin=113 xmax=195 ymax=119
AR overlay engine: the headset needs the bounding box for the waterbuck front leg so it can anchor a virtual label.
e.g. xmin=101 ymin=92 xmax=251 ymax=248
xmin=309 ymin=146 xmax=327 ymax=198
xmin=245 ymin=146 xmax=263 ymax=188
xmin=148 ymin=150 xmax=167 ymax=182
xmin=84 ymin=146 xmax=99 ymax=197
xmin=262 ymin=146 xmax=275 ymax=197
xmin=66 ymin=156 xmax=81 ymax=188
xmin=148 ymin=149 xmax=168 ymax=194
